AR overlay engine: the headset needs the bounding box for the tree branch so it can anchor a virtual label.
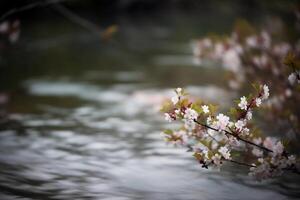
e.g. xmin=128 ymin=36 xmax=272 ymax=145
xmin=193 ymin=119 xmax=273 ymax=153
xmin=0 ymin=0 xmax=68 ymax=22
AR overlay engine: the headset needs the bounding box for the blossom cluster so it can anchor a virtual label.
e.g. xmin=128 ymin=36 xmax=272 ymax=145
xmin=192 ymin=19 xmax=300 ymax=138
xmin=162 ymin=85 xmax=298 ymax=180
xmin=0 ymin=20 xmax=20 ymax=43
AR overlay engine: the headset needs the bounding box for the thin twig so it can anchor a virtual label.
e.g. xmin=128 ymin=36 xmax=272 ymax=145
xmin=51 ymin=4 xmax=102 ymax=35
xmin=193 ymin=119 xmax=273 ymax=153
xmin=225 ymin=159 xmax=256 ymax=168
xmin=0 ymin=0 xmax=68 ymax=22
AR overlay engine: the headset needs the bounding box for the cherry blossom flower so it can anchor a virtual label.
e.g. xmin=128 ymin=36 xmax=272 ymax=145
xmin=0 ymin=22 xmax=8 ymax=33
xmin=164 ymin=113 xmax=172 ymax=122
xmin=184 ymin=119 xmax=196 ymax=131
xmin=216 ymin=113 xmax=230 ymax=130
xmin=255 ymin=98 xmax=262 ymax=107
xmin=214 ymin=43 xmax=225 ymax=58
xmin=261 ymin=31 xmax=271 ymax=49
xmin=212 ymin=153 xmax=222 ymax=166
xmin=246 ymin=36 xmax=258 ymax=48
xmin=202 ymin=105 xmax=209 ymax=114
xmin=252 ymin=148 xmax=263 ymax=157
xmin=184 ymin=108 xmax=199 ymax=121
xmin=222 ymin=49 xmax=241 ymax=73
xmin=171 ymin=95 xmax=179 ymax=105
xmin=272 ymin=141 xmax=284 ymax=156
xmin=218 ymin=146 xmax=231 ymax=159
xmin=252 ymin=54 xmax=268 ymax=68
xmin=287 ymin=155 xmax=296 ymax=166
xmin=183 ymin=108 xmax=198 ymax=131
xmin=175 ymin=87 xmax=183 ymax=95
xmin=206 ymin=116 xmax=212 ymax=125
xmin=262 ymin=84 xmax=269 ymax=100
xmin=253 ymin=137 xmax=262 ymax=145
xmin=246 ymin=111 xmax=252 ymax=120
xmin=288 ymin=73 xmax=297 ymax=85
xmin=263 ymin=137 xmax=275 ymax=150
xmin=235 ymin=119 xmax=246 ymax=131
xmin=263 ymin=137 xmax=283 ymax=156
xmin=238 ymin=96 xmax=248 ymax=110
xmin=241 ymin=127 xmax=250 ymax=136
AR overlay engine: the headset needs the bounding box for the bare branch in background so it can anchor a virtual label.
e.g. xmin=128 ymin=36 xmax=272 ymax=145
xmin=0 ymin=0 xmax=68 ymax=22
xmin=51 ymin=4 xmax=118 ymax=39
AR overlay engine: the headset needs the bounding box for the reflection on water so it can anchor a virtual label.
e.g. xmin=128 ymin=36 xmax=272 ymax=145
xmin=0 ymin=11 xmax=300 ymax=200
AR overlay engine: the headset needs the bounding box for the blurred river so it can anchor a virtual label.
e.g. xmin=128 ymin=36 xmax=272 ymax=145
xmin=0 ymin=10 xmax=299 ymax=200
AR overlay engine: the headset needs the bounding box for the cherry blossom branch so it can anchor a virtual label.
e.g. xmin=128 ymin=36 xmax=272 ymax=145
xmin=162 ymin=86 xmax=299 ymax=180
xmin=225 ymin=159 xmax=256 ymax=168
xmin=193 ymin=119 xmax=273 ymax=153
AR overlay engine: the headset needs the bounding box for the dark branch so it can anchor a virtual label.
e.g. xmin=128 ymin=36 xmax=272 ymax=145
xmin=225 ymin=159 xmax=256 ymax=168
xmin=194 ymin=119 xmax=273 ymax=153
xmin=0 ymin=0 xmax=68 ymax=22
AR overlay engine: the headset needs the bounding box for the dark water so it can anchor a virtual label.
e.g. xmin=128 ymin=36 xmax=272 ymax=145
xmin=0 ymin=11 xmax=300 ymax=200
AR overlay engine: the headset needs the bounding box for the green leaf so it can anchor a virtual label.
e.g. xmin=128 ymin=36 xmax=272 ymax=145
xmin=191 ymin=103 xmax=202 ymax=114
xmin=163 ymin=129 xmax=173 ymax=135
xmin=251 ymin=83 xmax=260 ymax=92
xmin=208 ymin=104 xmax=218 ymax=114
xmin=160 ymin=100 xmax=173 ymax=113
xmin=229 ymin=107 xmax=238 ymax=118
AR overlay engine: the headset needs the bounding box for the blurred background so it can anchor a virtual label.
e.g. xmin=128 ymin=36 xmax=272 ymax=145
xmin=0 ymin=0 xmax=299 ymax=200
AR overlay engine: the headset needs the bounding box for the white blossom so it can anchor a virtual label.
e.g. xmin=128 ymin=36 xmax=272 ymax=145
xmin=255 ymin=98 xmax=262 ymax=107
xmin=171 ymin=95 xmax=179 ymax=105
xmin=202 ymin=105 xmax=209 ymax=114
xmin=193 ymin=142 xmax=209 ymax=159
xmin=285 ymin=89 xmax=292 ymax=97
xmin=184 ymin=108 xmax=199 ymax=121
xmin=184 ymin=119 xmax=196 ymax=131
xmin=263 ymin=137 xmax=275 ymax=150
xmin=183 ymin=108 xmax=198 ymax=131
xmin=0 ymin=22 xmax=8 ymax=33
xmin=246 ymin=36 xmax=258 ymax=48
xmin=262 ymin=84 xmax=269 ymax=100
xmin=216 ymin=113 xmax=230 ymax=130
xmin=206 ymin=116 xmax=212 ymax=125
xmin=175 ymin=87 xmax=182 ymax=94
xmin=253 ymin=137 xmax=262 ymax=145
xmin=238 ymin=96 xmax=248 ymax=110
xmin=222 ymin=49 xmax=241 ymax=73
xmin=287 ymin=155 xmax=296 ymax=166
xmin=272 ymin=141 xmax=284 ymax=156
xmin=202 ymin=38 xmax=212 ymax=48
xmin=211 ymin=140 xmax=219 ymax=150
xmin=214 ymin=43 xmax=225 ymax=58
xmin=261 ymin=31 xmax=271 ymax=49
xmin=273 ymin=42 xmax=291 ymax=57
xmin=164 ymin=113 xmax=172 ymax=122
xmin=252 ymin=148 xmax=263 ymax=157
xmin=249 ymin=159 xmax=272 ymax=180
xmin=263 ymin=137 xmax=284 ymax=156
xmin=288 ymin=73 xmax=297 ymax=85
xmin=174 ymin=109 xmax=180 ymax=115
xmin=218 ymin=146 xmax=231 ymax=159
xmin=212 ymin=153 xmax=222 ymax=166
xmin=252 ymin=54 xmax=268 ymax=68
xmin=241 ymin=127 xmax=250 ymax=136
xmin=246 ymin=111 xmax=252 ymax=120
xmin=235 ymin=119 xmax=246 ymax=131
